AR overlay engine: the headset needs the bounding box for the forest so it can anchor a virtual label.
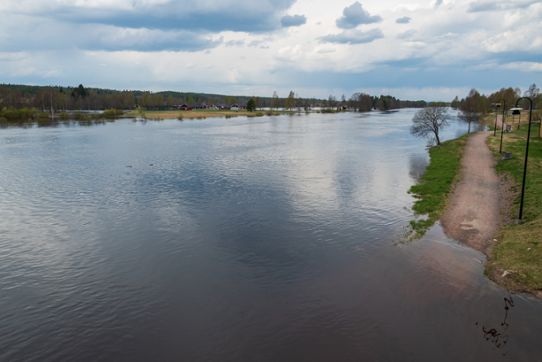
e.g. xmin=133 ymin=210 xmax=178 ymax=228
xmin=0 ymin=83 xmax=428 ymax=116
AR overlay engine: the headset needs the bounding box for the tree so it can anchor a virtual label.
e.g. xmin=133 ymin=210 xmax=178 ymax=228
xmin=525 ymin=83 xmax=539 ymax=99
xmin=451 ymin=96 xmax=460 ymax=109
xmin=459 ymin=89 xmax=484 ymax=133
xmin=285 ymin=90 xmax=295 ymax=110
xmin=246 ymin=98 xmax=256 ymax=112
xmin=458 ymin=111 xmax=478 ymax=133
xmin=327 ymin=95 xmax=336 ymax=110
xmin=272 ymin=91 xmax=279 ymax=110
xmin=411 ymin=107 xmax=449 ymax=146
xmin=357 ymin=93 xmax=373 ymax=112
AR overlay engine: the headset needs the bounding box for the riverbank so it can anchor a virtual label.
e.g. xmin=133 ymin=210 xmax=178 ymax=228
xmin=124 ymin=109 xmax=284 ymax=120
xmin=486 ymin=124 xmax=542 ymax=298
xmin=0 ymin=108 xmax=124 ymax=124
xmin=409 ymin=136 xmax=468 ymax=237
xmin=410 ymin=122 xmax=542 ymax=298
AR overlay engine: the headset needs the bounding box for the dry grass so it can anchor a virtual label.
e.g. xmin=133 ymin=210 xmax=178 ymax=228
xmin=124 ymin=109 xmax=282 ymax=120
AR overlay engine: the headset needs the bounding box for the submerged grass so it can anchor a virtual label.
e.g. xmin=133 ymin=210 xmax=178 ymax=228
xmin=409 ymin=136 xmax=468 ymax=237
xmin=486 ymin=123 xmax=542 ymax=294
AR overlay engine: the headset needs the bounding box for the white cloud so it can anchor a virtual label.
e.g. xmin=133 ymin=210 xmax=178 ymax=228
xmin=501 ymin=62 xmax=542 ymax=72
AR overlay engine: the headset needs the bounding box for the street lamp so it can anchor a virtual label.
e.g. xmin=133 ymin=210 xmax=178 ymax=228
xmin=511 ymin=107 xmax=522 ymax=130
xmin=515 ymin=97 xmax=534 ymax=221
xmin=492 ymin=103 xmax=501 ymax=137
xmin=499 ymin=101 xmax=507 ymax=154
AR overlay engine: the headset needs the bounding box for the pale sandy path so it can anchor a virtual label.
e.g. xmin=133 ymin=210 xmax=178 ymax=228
xmin=441 ymin=132 xmax=500 ymax=253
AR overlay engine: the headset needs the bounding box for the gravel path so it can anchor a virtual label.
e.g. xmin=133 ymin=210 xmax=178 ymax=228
xmin=441 ymin=132 xmax=500 ymax=253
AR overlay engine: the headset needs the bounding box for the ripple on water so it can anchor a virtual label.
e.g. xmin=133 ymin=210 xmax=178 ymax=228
xmin=1 ymin=113 xmax=541 ymax=361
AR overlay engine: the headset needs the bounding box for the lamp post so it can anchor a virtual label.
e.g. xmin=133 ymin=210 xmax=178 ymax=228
xmin=492 ymin=103 xmax=501 ymax=137
xmin=511 ymin=108 xmax=522 ymax=130
xmin=499 ymin=101 xmax=506 ymax=154
xmin=515 ymin=97 xmax=534 ymax=221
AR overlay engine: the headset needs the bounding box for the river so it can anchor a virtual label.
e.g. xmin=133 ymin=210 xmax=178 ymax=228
xmin=0 ymin=110 xmax=541 ymax=361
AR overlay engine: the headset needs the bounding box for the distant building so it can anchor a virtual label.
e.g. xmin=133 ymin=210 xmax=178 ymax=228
xmin=230 ymin=104 xmax=240 ymax=111
xmin=178 ymin=104 xmax=192 ymax=111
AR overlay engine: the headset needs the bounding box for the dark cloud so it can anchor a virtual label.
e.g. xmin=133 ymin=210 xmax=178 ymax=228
xmin=468 ymin=0 xmax=539 ymax=12
xmin=281 ymin=15 xmax=307 ymax=28
xmin=396 ymin=17 xmax=411 ymax=24
xmin=7 ymin=0 xmax=297 ymax=32
xmin=0 ymin=18 xmax=222 ymax=52
xmin=336 ymin=2 xmax=382 ymax=29
xmin=91 ymin=30 xmax=222 ymax=52
xmin=0 ymin=0 xmax=299 ymax=52
xmin=320 ymin=29 xmax=383 ymax=44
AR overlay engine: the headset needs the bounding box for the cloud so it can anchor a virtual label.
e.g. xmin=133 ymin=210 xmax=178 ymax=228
xmin=3 ymin=0 xmax=297 ymax=32
xmin=396 ymin=17 xmax=411 ymax=24
xmin=434 ymin=0 xmax=444 ymax=7
xmin=336 ymin=2 xmax=382 ymax=29
xmin=0 ymin=17 xmax=221 ymax=52
xmin=397 ymin=30 xmax=417 ymax=40
xmin=281 ymin=14 xmax=307 ymax=28
xmin=468 ymin=0 xmax=539 ymax=12
xmin=0 ymin=0 xmax=541 ymax=100
xmin=501 ymin=62 xmax=542 ymax=72
xmin=320 ymin=29 xmax=384 ymax=44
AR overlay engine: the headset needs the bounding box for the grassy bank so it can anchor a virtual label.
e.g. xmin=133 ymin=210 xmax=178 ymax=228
xmin=124 ymin=109 xmax=283 ymax=120
xmin=0 ymin=108 xmax=124 ymax=124
xmin=409 ymin=136 xmax=468 ymax=237
xmin=0 ymin=107 xmax=49 ymax=123
xmin=486 ymin=124 xmax=542 ymax=295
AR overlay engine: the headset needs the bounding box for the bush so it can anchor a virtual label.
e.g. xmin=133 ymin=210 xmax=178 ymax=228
xmin=101 ymin=108 xmax=124 ymax=119
xmin=0 ymin=107 xmax=49 ymax=122
xmin=246 ymin=98 xmax=256 ymax=112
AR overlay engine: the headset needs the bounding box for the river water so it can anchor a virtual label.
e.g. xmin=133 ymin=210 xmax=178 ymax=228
xmin=0 ymin=110 xmax=541 ymax=361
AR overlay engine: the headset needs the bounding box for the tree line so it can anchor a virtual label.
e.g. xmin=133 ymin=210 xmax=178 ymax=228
xmin=410 ymin=83 xmax=541 ymax=146
xmin=0 ymin=83 xmax=429 ymax=114
xmin=452 ymin=84 xmax=540 ymax=114
xmin=451 ymin=84 xmax=540 ymax=133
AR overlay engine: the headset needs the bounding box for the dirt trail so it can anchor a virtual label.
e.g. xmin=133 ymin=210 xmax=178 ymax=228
xmin=441 ymin=132 xmax=501 ymax=254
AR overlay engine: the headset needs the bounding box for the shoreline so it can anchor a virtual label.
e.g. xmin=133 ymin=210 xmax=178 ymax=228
xmin=123 ymin=109 xmax=287 ymax=120
xmin=411 ymin=124 xmax=542 ymax=299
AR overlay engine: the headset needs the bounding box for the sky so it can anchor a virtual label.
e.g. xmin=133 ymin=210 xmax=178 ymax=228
xmin=0 ymin=0 xmax=540 ymax=101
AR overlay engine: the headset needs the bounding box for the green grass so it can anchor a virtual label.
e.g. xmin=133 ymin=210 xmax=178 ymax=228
xmin=486 ymin=123 xmax=542 ymax=293
xmin=409 ymin=136 xmax=468 ymax=237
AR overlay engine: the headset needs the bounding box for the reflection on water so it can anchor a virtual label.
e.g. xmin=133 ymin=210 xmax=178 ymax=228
xmin=409 ymin=154 xmax=429 ymax=181
xmin=0 ymin=110 xmax=541 ymax=361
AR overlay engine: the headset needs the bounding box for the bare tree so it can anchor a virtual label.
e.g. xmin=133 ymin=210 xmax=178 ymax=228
xmin=458 ymin=112 xmax=478 ymax=134
xmin=410 ymin=107 xmax=449 ymax=146
xmin=525 ymin=83 xmax=539 ymax=99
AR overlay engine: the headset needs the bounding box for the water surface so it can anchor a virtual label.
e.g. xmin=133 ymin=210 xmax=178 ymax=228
xmin=0 ymin=110 xmax=540 ymax=361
